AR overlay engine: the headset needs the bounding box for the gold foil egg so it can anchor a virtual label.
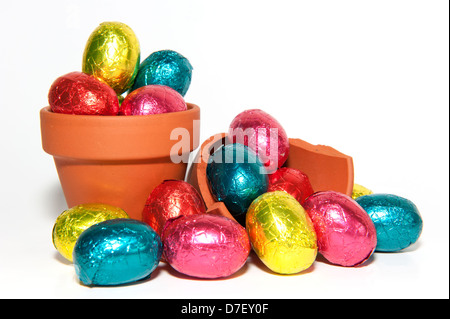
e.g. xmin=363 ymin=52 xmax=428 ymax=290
xmin=82 ymin=22 xmax=140 ymax=95
xmin=52 ymin=203 xmax=129 ymax=262
xmin=246 ymin=191 xmax=317 ymax=274
xmin=352 ymin=183 xmax=374 ymax=199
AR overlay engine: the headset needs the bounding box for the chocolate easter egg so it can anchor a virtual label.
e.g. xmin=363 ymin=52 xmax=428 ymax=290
xmin=352 ymin=184 xmax=374 ymax=199
xmin=246 ymin=191 xmax=318 ymax=274
xmin=132 ymin=50 xmax=193 ymax=96
xmin=73 ymin=219 xmax=162 ymax=286
xmin=82 ymin=21 xmax=140 ymax=95
xmin=142 ymin=180 xmax=206 ymax=236
xmin=303 ymin=191 xmax=377 ymax=267
xmin=119 ymin=85 xmax=187 ymax=115
xmin=356 ymin=193 xmax=423 ymax=252
xmin=48 ymin=72 xmax=119 ymax=115
xmin=163 ymin=214 xmax=251 ymax=279
xmin=52 ymin=203 xmax=129 ymax=262
xmin=206 ymin=143 xmax=268 ymax=223
xmin=267 ymin=167 xmax=314 ymax=205
xmin=228 ymin=109 xmax=289 ymax=173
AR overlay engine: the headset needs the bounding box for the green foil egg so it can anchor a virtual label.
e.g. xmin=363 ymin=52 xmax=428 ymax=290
xmin=82 ymin=21 xmax=140 ymax=95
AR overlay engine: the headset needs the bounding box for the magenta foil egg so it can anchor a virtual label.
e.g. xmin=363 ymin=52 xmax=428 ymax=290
xmin=303 ymin=191 xmax=377 ymax=267
xmin=119 ymin=84 xmax=187 ymax=115
xmin=162 ymin=214 xmax=251 ymax=279
xmin=228 ymin=109 xmax=289 ymax=173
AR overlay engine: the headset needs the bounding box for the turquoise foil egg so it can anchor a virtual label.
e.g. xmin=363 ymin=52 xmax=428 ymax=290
xmin=73 ymin=219 xmax=162 ymax=286
xmin=356 ymin=194 xmax=423 ymax=252
xmin=131 ymin=50 xmax=193 ymax=96
xmin=206 ymin=143 xmax=268 ymax=225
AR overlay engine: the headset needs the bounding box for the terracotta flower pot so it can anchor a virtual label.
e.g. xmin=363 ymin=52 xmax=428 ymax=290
xmin=40 ymin=103 xmax=200 ymax=220
xmin=186 ymin=133 xmax=354 ymax=223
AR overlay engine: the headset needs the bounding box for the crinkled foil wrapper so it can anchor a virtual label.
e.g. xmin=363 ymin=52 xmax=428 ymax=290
xmin=142 ymin=180 xmax=206 ymax=237
xmin=52 ymin=203 xmax=129 ymax=262
xmin=356 ymin=193 xmax=423 ymax=252
xmin=228 ymin=109 xmax=290 ymax=173
xmin=268 ymin=167 xmax=314 ymax=205
xmin=163 ymin=214 xmax=251 ymax=279
xmin=73 ymin=219 xmax=162 ymax=286
xmin=351 ymin=183 xmax=374 ymax=199
xmin=132 ymin=50 xmax=193 ymax=96
xmin=119 ymin=85 xmax=186 ymax=115
xmin=206 ymin=143 xmax=268 ymax=221
xmin=82 ymin=22 xmax=140 ymax=95
xmin=48 ymin=72 xmax=119 ymax=115
xmin=303 ymin=191 xmax=377 ymax=266
xmin=246 ymin=191 xmax=317 ymax=274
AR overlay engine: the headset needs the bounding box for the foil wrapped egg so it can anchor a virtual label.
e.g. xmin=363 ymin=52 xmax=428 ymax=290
xmin=246 ymin=191 xmax=317 ymax=274
xmin=131 ymin=50 xmax=193 ymax=96
xmin=82 ymin=21 xmax=140 ymax=95
xmin=206 ymin=143 xmax=268 ymax=224
xmin=303 ymin=191 xmax=377 ymax=267
xmin=73 ymin=218 xmax=162 ymax=286
xmin=268 ymin=167 xmax=314 ymax=205
xmin=119 ymin=84 xmax=187 ymax=115
xmin=228 ymin=109 xmax=290 ymax=173
xmin=355 ymin=193 xmax=423 ymax=252
xmin=52 ymin=203 xmax=129 ymax=262
xmin=142 ymin=180 xmax=206 ymax=236
xmin=163 ymin=214 xmax=251 ymax=279
xmin=48 ymin=71 xmax=119 ymax=115
xmin=352 ymin=183 xmax=374 ymax=199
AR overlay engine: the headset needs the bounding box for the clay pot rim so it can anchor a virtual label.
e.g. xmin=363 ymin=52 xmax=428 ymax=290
xmin=40 ymin=103 xmax=200 ymax=161
xmin=40 ymin=103 xmax=199 ymax=123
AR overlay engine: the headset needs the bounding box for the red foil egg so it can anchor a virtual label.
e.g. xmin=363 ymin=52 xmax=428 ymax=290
xmin=163 ymin=214 xmax=251 ymax=279
xmin=48 ymin=71 xmax=119 ymax=115
xmin=142 ymin=180 xmax=206 ymax=236
xmin=119 ymin=85 xmax=187 ymax=115
xmin=303 ymin=191 xmax=377 ymax=267
xmin=228 ymin=109 xmax=289 ymax=173
xmin=268 ymin=167 xmax=314 ymax=205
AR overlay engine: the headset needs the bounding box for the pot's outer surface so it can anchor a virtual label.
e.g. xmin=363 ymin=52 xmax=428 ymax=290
xmin=40 ymin=104 xmax=200 ymax=220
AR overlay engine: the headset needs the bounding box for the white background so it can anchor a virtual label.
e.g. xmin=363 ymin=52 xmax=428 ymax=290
xmin=0 ymin=0 xmax=448 ymax=299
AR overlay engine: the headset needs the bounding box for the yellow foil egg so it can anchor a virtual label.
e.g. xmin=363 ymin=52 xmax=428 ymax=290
xmin=352 ymin=183 xmax=374 ymax=199
xmin=82 ymin=21 xmax=140 ymax=95
xmin=52 ymin=203 xmax=129 ymax=262
xmin=246 ymin=191 xmax=317 ymax=274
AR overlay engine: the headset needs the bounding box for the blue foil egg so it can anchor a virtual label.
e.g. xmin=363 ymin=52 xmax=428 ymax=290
xmin=206 ymin=143 xmax=268 ymax=223
xmin=73 ymin=218 xmax=162 ymax=286
xmin=131 ymin=50 xmax=193 ymax=96
xmin=356 ymin=194 xmax=423 ymax=252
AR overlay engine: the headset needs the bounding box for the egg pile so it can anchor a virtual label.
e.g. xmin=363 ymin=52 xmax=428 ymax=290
xmin=205 ymin=109 xmax=422 ymax=273
xmin=49 ymin=21 xmax=423 ymax=287
xmin=48 ymin=22 xmax=193 ymax=116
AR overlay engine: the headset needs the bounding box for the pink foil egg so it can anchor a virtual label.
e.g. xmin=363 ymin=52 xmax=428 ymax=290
xmin=162 ymin=214 xmax=251 ymax=279
xmin=228 ymin=109 xmax=289 ymax=173
xmin=302 ymin=191 xmax=377 ymax=267
xmin=119 ymin=84 xmax=187 ymax=115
